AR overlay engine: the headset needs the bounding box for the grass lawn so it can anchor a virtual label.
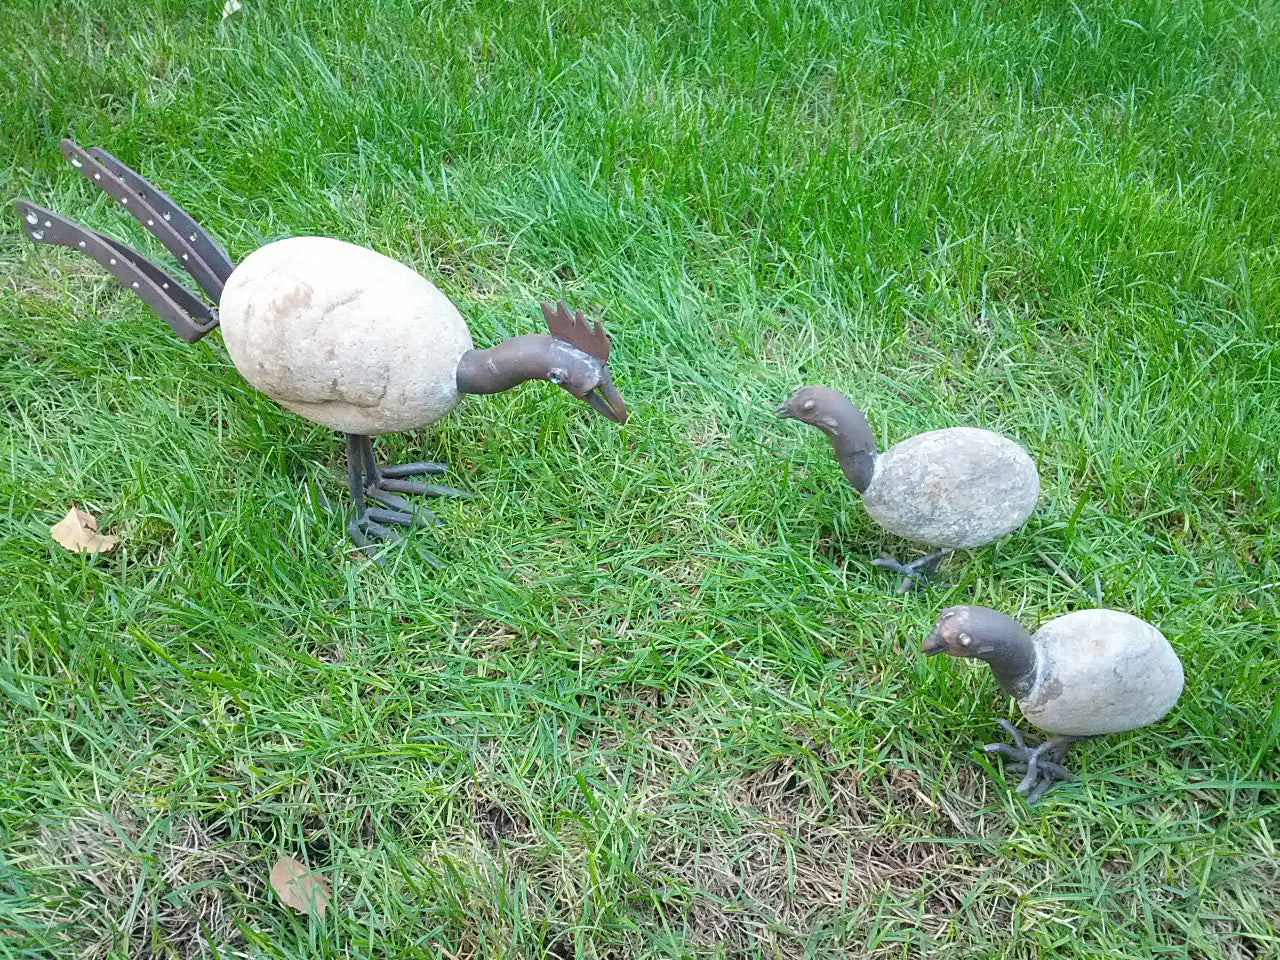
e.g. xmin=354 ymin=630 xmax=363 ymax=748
xmin=2 ymin=0 xmax=1278 ymax=956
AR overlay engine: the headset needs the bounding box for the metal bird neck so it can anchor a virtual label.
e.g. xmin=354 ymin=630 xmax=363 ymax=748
xmin=966 ymin=609 xmax=1039 ymax=699
xmin=455 ymin=335 xmax=589 ymax=396
xmin=814 ymin=397 xmax=879 ymax=494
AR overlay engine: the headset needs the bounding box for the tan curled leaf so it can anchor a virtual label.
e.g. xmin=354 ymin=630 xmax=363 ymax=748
xmin=269 ymin=856 xmax=331 ymax=918
xmin=50 ymin=507 xmax=119 ymax=554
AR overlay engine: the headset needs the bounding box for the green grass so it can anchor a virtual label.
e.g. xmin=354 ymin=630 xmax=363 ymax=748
xmin=1 ymin=0 xmax=1278 ymax=956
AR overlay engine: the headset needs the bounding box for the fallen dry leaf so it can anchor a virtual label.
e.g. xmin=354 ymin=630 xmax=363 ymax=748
xmin=50 ymin=506 xmax=119 ymax=554
xmin=269 ymin=856 xmax=331 ymax=918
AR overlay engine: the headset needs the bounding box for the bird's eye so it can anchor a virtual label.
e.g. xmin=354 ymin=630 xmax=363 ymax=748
xmin=959 ymin=633 xmax=972 ymax=646
xmin=801 ymin=399 xmax=816 ymax=412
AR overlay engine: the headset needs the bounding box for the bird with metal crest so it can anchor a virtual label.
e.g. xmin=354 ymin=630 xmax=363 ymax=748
xmin=16 ymin=140 xmax=627 ymax=559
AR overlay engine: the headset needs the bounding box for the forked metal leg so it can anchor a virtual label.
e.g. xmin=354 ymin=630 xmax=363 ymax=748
xmin=343 ymin=434 xmax=471 ymax=564
xmin=983 ymin=720 xmax=1090 ymax=804
xmin=872 ymin=548 xmax=950 ymax=595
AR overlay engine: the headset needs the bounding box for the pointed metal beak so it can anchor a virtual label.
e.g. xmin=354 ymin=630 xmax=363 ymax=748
xmin=922 ymin=629 xmax=947 ymax=657
xmin=775 ymin=402 xmax=793 ymax=419
xmin=584 ymin=380 xmax=628 ymax=424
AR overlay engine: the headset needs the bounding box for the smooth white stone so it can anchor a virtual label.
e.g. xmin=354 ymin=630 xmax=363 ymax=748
xmin=1020 ymin=609 xmax=1184 ymax=736
xmin=219 ymin=236 xmax=473 ymax=435
xmin=861 ymin=427 xmax=1039 ymax=549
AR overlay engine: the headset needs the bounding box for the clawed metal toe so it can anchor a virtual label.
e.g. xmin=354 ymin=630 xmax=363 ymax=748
xmin=983 ymin=720 xmax=1084 ymax=804
xmin=872 ymin=549 xmax=949 ymax=594
xmin=343 ymin=434 xmax=468 ymax=564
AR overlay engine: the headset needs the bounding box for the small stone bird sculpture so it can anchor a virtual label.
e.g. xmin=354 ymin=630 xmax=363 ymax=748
xmin=923 ymin=604 xmax=1184 ymax=802
xmin=16 ymin=140 xmax=627 ymax=558
xmin=776 ymin=386 xmax=1039 ymax=590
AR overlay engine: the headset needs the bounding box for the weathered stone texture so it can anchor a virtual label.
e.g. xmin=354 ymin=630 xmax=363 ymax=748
xmin=1021 ymin=610 xmax=1184 ymax=736
xmin=219 ymin=236 xmax=473 ymax=435
xmin=861 ymin=427 xmax=1039 ymax=548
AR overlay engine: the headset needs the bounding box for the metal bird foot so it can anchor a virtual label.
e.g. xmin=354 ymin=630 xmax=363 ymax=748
xmin=344 ymin=434 xmax=472 ymax=564
xmin=872 ymin=549 xmax=949 ymax=594
xmin=983 ymin=720 xmax=1085 ymax=804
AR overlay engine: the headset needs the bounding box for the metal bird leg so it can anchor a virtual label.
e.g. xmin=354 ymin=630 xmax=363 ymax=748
xmin=983 ymin=719 xmax=1092 ymax=804
xmin=871 ymin=549 xmax=950 ymax=594
xmin=343 ymin=434 xmax=471 ymax=564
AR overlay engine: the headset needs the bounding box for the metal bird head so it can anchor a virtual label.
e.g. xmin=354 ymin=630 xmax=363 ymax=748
xmin=923 ymin=605 xmax=1025 ymax=659
xmin=775 ymin=385 xmax=855 ymax=430
xmin=540 ymin=300 xmax=627 ymax=423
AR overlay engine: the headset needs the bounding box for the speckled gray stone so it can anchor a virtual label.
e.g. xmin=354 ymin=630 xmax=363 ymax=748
xmin=219 ymin=236 xmax=473 ymax=435
xmin=860 ymin=427 xmax=1039 ymax=549
xmin=1019 ymin=610 xmax=1184 ymax=736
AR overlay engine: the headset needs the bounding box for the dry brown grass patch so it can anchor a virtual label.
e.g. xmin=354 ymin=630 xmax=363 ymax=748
xmin=16 ymin=805 xmax=256 ymax=959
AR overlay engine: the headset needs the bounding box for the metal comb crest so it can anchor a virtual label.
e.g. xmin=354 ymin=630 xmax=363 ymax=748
xmin=541 ymin=300 xmax=610 ymax=363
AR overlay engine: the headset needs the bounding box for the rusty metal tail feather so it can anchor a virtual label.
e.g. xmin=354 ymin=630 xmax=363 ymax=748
xmin=14 ymin=199 xmax=219 ymax=343
xmin=58 ymin=140 xmax=233 ymax=304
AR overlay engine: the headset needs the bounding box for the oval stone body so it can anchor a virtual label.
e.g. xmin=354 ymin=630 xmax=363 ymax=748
xmin=1020 ymin=610 xmax=1184 ymax=737
xmin=219 ymin=236 xmax=474 ymax=435
xmin=860 ymin=427 xmax=1039 ymax=549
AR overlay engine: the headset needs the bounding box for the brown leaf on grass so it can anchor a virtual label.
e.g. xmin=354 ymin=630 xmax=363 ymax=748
xmin=50 ymin=507 xmax=119 ymax=554
xmin=269 ymin=856 xmax=331 ymax=918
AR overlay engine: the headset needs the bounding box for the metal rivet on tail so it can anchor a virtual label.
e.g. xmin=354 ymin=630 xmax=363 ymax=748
xmin=31 ymin=229 xmax=44 ymax=240
xmin=70 ymin=155 xmax=83 ymax=167
xmin=24 ymin=212 xmax=37 ymax=225
xmin=109 ymin=258 xmax=117 ymax=265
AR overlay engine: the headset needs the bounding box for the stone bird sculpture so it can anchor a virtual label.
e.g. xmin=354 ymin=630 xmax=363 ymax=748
xmin=924 ymin=604 xmax=1184 ymax=802
xmin=17 ymin=140 xmax=627 ymax=558
xmin=776 ymin=385 xmax=1038 ymax=590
